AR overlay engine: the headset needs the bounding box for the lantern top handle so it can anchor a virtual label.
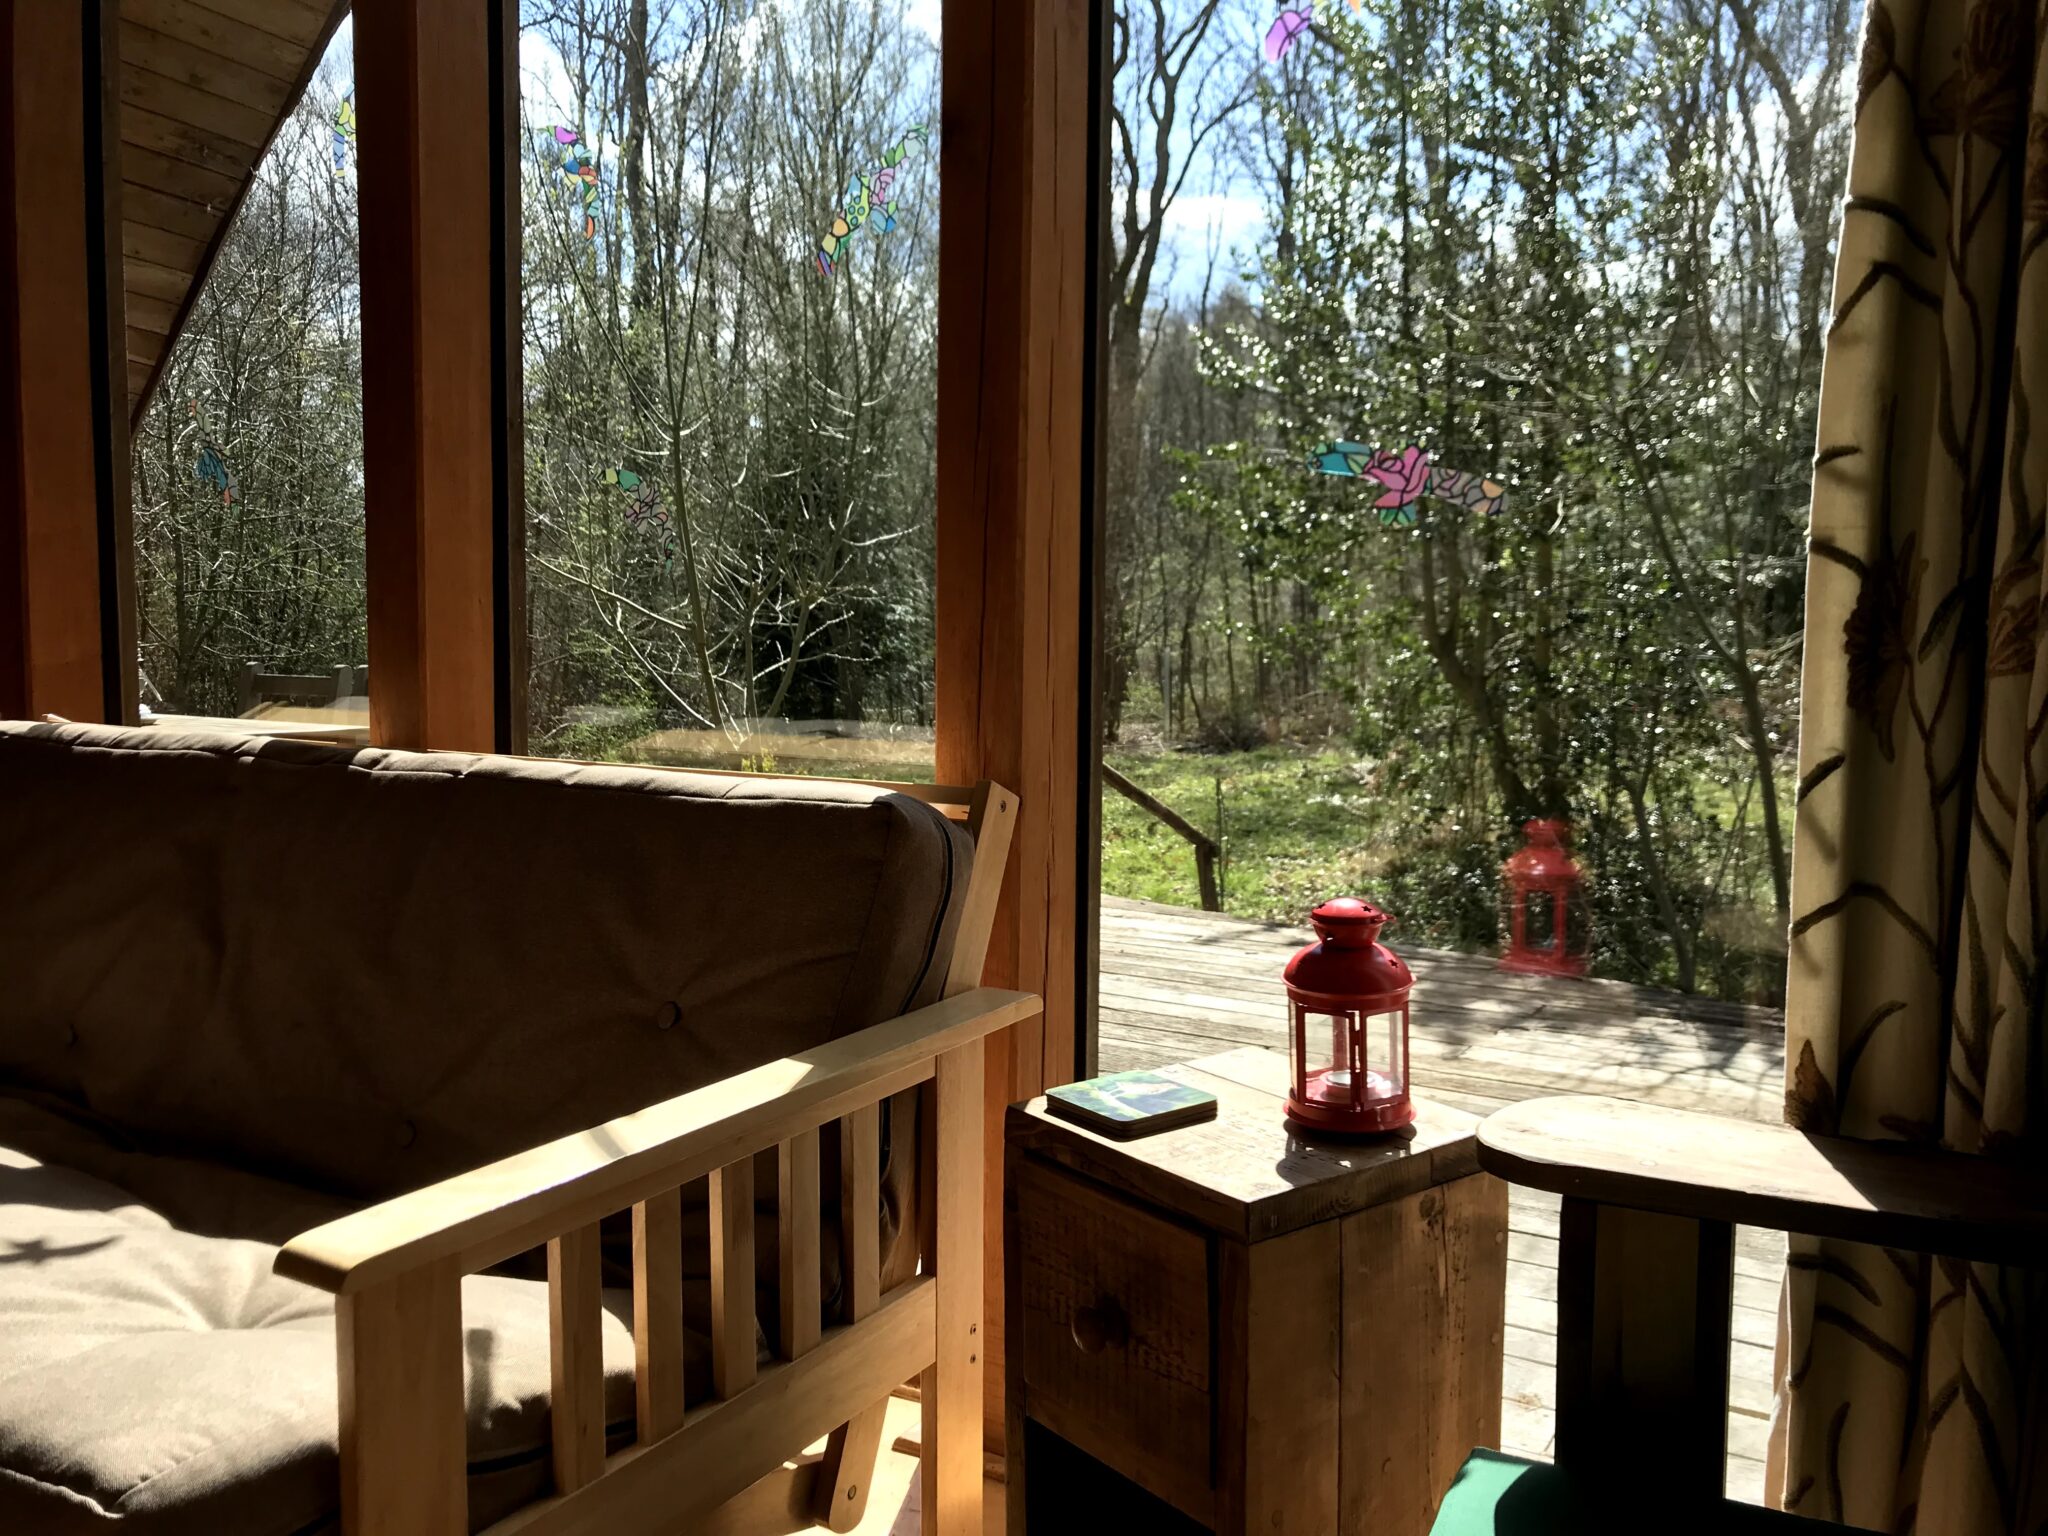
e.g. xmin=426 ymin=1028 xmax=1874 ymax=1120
xmin=1310 ymin=896 xmax=1391 ymax=948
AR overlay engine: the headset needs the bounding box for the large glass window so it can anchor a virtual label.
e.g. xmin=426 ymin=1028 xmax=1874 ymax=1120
xmin=519 ymin=0 xmax=941 ymax=778
xmin=1098 ymin=0 xmax=1856 ymax=1009
xmin=1092 ymin=0 xmax=1860 ymax=1501
xmin=129 ymin=19 xmax=366 ymax=743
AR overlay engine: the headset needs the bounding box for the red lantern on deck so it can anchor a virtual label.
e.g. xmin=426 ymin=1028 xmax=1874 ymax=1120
xmin=1284 ymin=898 xmax=1414 ymax=1135
xmin=1499 ymin=819 xmax=1590 ymax=977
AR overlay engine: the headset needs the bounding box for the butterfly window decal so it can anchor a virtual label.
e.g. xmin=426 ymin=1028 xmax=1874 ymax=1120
xmin=331 ymin=91 xmax=356 ymax=179
xmin=1263 ymin=0 xmax=1362 ymax=63
xmin=816 ymin=126 xmax=929 ymax=276
xmin=602 ymin=468 xmax=675 ymax=566
xmin=187 ymin=399 xmax=238 ymax=508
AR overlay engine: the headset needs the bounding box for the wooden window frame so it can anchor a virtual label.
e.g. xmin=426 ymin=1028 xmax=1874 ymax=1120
xmin=0 ymin=0 xmax=131 ymax=724
xmin=36 ymin=0 xmax=1103 ymax=1457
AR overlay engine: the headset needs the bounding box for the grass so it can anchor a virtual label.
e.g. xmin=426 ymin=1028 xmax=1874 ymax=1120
xmin=1102 ymin=745 xmax=1393 ymax=927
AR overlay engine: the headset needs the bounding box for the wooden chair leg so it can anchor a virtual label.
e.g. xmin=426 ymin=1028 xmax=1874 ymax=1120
xmin=1555 ymin=1197 xmax=1734 ymax=1505
xmin=817 ymin=1401 xmax=890 ymax=1530
xmin=921 ymin=1040 xmax=985 ymax=1536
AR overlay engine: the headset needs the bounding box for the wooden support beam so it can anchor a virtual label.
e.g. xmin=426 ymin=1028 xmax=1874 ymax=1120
xmin=936 ymin=0 xmax=1096 ymax=1446
xmin=354 ymin=0 xmax=512 ymax=750
xmin=0 ymin=2 xmax=129 ymax=722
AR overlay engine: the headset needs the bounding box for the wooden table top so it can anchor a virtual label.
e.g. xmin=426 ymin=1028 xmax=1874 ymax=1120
xmin=1009 ymin=1046 xmax=1483 ymax=1243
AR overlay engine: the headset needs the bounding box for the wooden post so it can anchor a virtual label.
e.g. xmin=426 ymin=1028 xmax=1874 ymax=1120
xmin=335 ymin=1262 xmax=467 ymax=1536
xmin=1554 ymin=1198 xmax=1734 ymax=1506
xmin=922 ymin=1037 xmax=987 ymax=1535
xmin=353 ymin=0 xmax=510 ymax=751
xmin=936 ymin=0 xmax=1095 ymax=1444
xmin=0 ymin=1 xmax=129 ymax=723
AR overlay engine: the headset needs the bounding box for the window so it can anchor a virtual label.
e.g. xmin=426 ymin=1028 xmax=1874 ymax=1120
xmin=519 ymin=0 xmax=942 ymax=779
xmin=129 ymin=18 xmax=366 ymax=742
xmin=1098 ymin=0 xmax=1856 ymax=1020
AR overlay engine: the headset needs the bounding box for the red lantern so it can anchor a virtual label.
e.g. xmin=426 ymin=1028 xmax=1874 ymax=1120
xmin=1499 ymin=819 xmax=1590 ymax=977
xmin=1284 ymin=897 xmax=1414 ymax=1135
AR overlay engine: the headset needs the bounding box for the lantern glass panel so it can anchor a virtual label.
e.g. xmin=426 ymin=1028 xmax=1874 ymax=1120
xmin=1293 ymin=1004 xmax=1409 ymax=1112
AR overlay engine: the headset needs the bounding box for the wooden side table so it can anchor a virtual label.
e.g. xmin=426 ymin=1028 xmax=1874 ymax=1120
xmin=1004 ymin=1047 xmax=1508 ymax=1536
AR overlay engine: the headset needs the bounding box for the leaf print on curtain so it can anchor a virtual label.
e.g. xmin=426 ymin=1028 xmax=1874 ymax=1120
xmin=1773 ymin=1 xmax=2048 ymax=1532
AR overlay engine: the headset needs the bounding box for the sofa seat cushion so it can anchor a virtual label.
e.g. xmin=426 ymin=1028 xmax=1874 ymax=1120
xmin=0 ymin=1140 xmax=641 ymax=1536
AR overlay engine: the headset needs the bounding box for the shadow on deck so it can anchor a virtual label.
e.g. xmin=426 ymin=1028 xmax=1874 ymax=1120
xmin=1094 ymin=895 xmax=1789 ymax=1503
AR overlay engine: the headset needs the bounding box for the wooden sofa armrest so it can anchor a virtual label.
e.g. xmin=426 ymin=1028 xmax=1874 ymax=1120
xmin=278 ymin=986 xmax=1034 ymax=1536
xmin=277 ymin=986 xmax=1038 ymax=1295
xmin=1477 ymin=1094 xmax=2048 ymax=1266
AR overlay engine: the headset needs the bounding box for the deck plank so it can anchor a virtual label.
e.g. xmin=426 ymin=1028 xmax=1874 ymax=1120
xmin=1095 ymin=895 xmax=1787 ymax=1507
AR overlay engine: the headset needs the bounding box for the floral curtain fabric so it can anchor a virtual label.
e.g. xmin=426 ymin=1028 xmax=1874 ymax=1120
xmin=1774 ymin=1 xmax=2048 ymax=1530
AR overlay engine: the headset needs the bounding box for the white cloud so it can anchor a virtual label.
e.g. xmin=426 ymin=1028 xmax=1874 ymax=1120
xmin=1164 ymin=190 xmax=1267 ymax=244
xmin=520 ymin=29 xmax=578 ymax=124
xmin=905 ymin=0 xmax=942 ymax=43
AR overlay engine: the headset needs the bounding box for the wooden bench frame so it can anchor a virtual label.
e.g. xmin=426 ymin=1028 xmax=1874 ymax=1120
xmin=276 ymin=775 xmax=1031 ymax=1536
xmin=1476 ymin=1095 xmax=2048 ymax=1516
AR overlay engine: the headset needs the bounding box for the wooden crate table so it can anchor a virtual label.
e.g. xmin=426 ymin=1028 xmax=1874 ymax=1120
xmin=1003 ymin=1046 xmax=1508 ymax=1536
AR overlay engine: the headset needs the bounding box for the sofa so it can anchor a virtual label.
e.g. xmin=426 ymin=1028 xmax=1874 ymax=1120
xmin=0 ymin=721 xmax=1030 ymax=1535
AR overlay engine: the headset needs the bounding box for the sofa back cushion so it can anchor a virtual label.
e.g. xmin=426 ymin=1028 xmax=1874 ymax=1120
xmin=0 ymin=722 xmax=970 ymax=1203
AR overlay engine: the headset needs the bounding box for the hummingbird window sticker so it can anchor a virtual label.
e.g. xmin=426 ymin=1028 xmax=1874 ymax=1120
xmin=1312 ymin=443 xmax=1507 ymax=524
xmin=815 ymin=126 xmax=930 ymax=276
xmin=548 ymin=126 xmax=601 ymax=241
xmin=1263 ymin=0 xmax=1361 ymax=63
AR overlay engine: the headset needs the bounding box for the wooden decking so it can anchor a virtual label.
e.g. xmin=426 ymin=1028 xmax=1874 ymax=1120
xmin=1095 ymin=895 xmax=1788 ymax=1505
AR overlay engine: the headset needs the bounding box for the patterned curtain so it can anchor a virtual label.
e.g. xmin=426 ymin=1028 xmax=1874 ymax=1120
xmin=1772 ymin=1 xmax=2048 ymax=1531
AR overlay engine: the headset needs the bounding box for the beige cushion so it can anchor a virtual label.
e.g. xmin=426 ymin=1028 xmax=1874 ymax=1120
xmin=0 ymin=721 xmax=967 ymax=1275
xmin=0 ymin=1121 xmax=640 ymax=1535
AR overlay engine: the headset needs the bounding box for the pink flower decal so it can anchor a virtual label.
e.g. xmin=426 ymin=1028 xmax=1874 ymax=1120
xmin=1363 ymin=446 xmax=1431 ymax=509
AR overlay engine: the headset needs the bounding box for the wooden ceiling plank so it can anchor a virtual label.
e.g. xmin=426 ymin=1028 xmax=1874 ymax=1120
xmin=127 ymin=326 xmax=166 ymax=367
xmin=123 ymin=0 xmax=351 ymax=428
xmin=120 ymin=0 xmax=307 ymax=79
xmin=122 ymin=218 xmax=205 ymax=272
xmin=126 ymin=291 xmax=182 ymax=335
xmin=121 ymin=101 xmax=247 ymax=178
xmin=176 ymin=0 xmax=332 ymax=49
xmin=119 ymin=20 xmax=296 ymax=115
xmin=122 ymin=142 xmax=241 ymax=207
xmin=125 ymin=256 xmax=196 ymax=303
xmin=121 ymin=62 xmax=274 ymax=151
xmin=123 ymin=181 xmax=227 ymax=244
